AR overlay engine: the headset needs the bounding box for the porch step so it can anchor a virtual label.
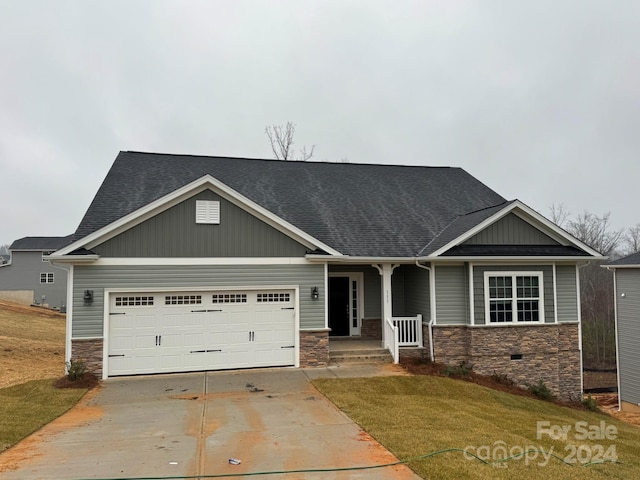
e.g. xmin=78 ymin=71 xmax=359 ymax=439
xmin=329 ymin=348 xmax=393 ymax=364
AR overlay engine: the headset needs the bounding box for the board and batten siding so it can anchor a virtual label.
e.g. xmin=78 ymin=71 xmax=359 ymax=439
xmin=93 ymin=190 xmax=309 ymax=258
xmin=555 ymin=265 xmax=579 ymax=323
xmin=616 ymin=269 xmax=640 ymax=405
xmin=464 ymin=213 xmax=560 ymax=245
xmin=71 ymin=263 xmax=325 ymax=338
xmin=435 ymin=265 xmax=468 ymax=325
xmin=473 ymin=265 xmax=555 ymax=325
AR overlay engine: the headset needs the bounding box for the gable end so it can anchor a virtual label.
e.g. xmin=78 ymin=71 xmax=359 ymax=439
xmin=463 ymin=213 xmax=560 ymax=246
xmin=92 ymin=190 xmax=310 ymax=258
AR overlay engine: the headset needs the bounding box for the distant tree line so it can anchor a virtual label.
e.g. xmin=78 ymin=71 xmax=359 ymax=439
xmin=551 ymin=205 xmax=639 ymax=370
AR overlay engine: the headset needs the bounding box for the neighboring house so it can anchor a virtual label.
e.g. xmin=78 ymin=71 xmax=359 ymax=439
xmin=602 ymin=252 xmax=640 ymax=411
xmin=50 ymin=151 xmax=602 ymax=400
xmin=0 ymin=235 xmax=72 ymax=309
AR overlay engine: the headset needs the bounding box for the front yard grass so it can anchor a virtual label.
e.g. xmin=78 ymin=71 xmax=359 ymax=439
xmin=0 ymin=379 xmax=87 ymax=452
xmin=313 ymin=375 xmax=640 ymax=480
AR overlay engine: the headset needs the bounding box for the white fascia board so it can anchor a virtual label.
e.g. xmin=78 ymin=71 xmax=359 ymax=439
xmin=423 ymin=256 xmax=603 ymax=263
xmin=429 ymin=200 xmax=603 ymax=258
xmin=49 ymin=255 xmax=100 ymax=264
xmin=305 ymin=255 xmax=418 ymax=264
xmin=84 ymin=257 xmax=313 ymax=266
xmin=55 ymin=175 xmax=342 ymax=257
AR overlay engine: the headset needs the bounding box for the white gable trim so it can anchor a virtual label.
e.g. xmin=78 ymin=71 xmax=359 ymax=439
xmin=55 ymin=175 xmax=342 ymax=257
xmin=428 ymin=200 xmax=603 ymax=258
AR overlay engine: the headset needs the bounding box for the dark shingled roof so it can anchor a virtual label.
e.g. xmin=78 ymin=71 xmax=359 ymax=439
xmin=73 ymin=151 xmax=509 ymax=257
xmin=604 ymin=251 xmax=640 ymax=267
xmin=10 ymin=235 xmax=74 ymax=251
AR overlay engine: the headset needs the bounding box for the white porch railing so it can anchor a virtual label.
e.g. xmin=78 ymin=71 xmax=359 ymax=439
xmin=383 ymin=317 xmax=399 ymax=363
xmin=392 ymin=314 xmax=423 ymax=347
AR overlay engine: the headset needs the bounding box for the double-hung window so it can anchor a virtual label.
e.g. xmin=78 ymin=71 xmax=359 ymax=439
xmin=484 ymin=272 xmax=544 ymax=324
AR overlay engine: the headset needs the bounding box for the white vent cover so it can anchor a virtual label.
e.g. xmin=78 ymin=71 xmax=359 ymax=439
xmin=195 ymin=200 xmax=220 ymax=224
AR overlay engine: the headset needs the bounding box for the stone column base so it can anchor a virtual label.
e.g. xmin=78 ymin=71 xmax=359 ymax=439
xmin=299 ymin=329 xmax=330 ymax=367
xmin=71 ymin=338 xmax=104 ymax=378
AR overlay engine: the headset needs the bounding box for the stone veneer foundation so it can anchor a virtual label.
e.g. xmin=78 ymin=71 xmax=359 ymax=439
xmin=431 ymin=323 xmax=581 ymax=402
xmin=299 ymin=329 xmax=330 ymax=367
xmin=71 ymin=338 xmax=104 ymax=379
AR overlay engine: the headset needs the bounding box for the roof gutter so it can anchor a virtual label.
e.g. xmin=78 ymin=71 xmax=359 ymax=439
xmin=48 ymin=255 xmax=100 ymax=264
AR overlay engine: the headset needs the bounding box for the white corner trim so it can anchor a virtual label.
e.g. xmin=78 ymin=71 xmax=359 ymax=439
xmin=468 ymin=262 xmax=475 ymax=326
xmin=54 ymin=175 xmax=342 ymax=257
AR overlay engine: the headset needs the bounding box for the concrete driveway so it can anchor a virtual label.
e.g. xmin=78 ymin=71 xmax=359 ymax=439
xmin=0 ymin=365 xmax=421 ymax=479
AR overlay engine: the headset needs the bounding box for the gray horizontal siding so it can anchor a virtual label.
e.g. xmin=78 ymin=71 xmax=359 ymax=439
xmin=616 ymin=269 xmax=640 ymax=405
xmin=473 ymin=265 xmax=554 ymax=325
xmin=0 ymin=251 xmax=68 ymax=309
xmin=556 ymin=265 xmax=578 ymax=323
xmin=464 ymin=213 xmax=559 ymax=245
xmin=94 ymin=190 xmax=309 ymax=258
xmin=72 ymin=263 xmax=325 ymax=338
xmin=435 ymin=265 xmax=468 ymax=325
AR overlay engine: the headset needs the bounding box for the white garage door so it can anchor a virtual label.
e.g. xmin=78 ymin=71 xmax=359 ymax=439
xmin=107 ymin=290 xmax=296 ymax=376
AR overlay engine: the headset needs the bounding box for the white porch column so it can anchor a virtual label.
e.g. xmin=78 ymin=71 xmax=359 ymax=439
xmin=373 ymin=263 xmax=399 ymax=344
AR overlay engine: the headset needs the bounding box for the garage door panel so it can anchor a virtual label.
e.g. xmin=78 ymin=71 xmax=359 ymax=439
xmin=108 ymin=289 xmax=296 ymax=376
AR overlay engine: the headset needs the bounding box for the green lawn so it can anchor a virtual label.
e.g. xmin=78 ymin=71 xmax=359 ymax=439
xmin=0 ymin=379 xmax=87 ymax=452
xmin=313 ymin=375 xmax=640 ymax=480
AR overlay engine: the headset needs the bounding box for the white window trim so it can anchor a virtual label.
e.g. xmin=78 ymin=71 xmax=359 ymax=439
xmin=40 ymin=272 xmax=55 ymax=284
xmin=483 ymin=271 xmax=544 ymax=324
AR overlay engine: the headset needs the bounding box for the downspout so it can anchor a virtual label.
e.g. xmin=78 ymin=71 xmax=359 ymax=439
xmin=605 ymin=265 xmax=622 ymax=412
xmin=577 ymin=261 xmax=591 ymax=402
xmin=416 ymin=260 xmax=435 ymax=362
xmin=50 ymin=261 xmax=73 ymax=374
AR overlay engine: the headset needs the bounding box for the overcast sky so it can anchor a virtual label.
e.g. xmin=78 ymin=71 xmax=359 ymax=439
xmin=1 ymin=1 xmax=639 ymax=246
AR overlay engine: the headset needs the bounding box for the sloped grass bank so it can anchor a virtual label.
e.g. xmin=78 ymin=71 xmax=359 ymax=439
xmin=0 ymin=379 xmax=87 ymax=452
xmin=313 ymin=375 xmax=640 ymax=480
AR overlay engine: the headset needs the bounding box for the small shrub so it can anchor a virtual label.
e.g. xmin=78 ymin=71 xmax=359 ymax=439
xmin=582 ymin=395 xmax=599 ymax=412
xmin=66 ymin=359 xmax=87 ymax=381
xmin=491 ymin=370 xmax=516 ymax=387
xmin=444 ymin=361 xmax=474 ymax=377
xmin=527 ymin=380 xmax=554 ymax=401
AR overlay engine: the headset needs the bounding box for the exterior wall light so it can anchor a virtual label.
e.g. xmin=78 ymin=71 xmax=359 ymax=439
xmin=84 ymin=289 xmax=94 ymax=305
xmin=311 ymin=286 xmax=319 ymax=300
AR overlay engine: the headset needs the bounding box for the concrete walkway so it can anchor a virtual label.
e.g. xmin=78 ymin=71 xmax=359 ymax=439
xmin=0 ymin=365 xmax=421 ymax=479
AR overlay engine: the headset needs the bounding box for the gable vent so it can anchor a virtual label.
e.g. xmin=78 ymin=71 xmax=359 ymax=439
xmin=195 ymin=200 xmax=220 ymax=224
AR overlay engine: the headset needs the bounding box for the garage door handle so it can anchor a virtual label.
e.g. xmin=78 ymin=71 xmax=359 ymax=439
xmin=190 ymin=349 xmax=222 ymax=353
xmin=191 ymin=309 xmax=223 ymax=312
xmin=281 ymin=307 xmax=294 ymax=310
xmin=110 ymin=312 xmax=126 ymax=315
xmin=281 ymin=345 xmax=295 ymax=349
xmin=155 ymin=335 xmax=162 ymax=346
xmin=109 ymin=354 xmax=125 ymax=357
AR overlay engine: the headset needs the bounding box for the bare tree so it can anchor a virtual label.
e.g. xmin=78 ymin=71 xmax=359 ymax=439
xmin=553 ymin=208 xmax=622 ymax=369
xmin=622 ymin=223 xmax=640 ymax=255
xmin=549 ymin=203 xmax=569 ymax=227
xmin=565 ymin=211 xmax=622 ymax=256
xmin=265 ymin=122 xmax=315 ymax=161
xmin=0 ymin=244 xmax=9 ymax=255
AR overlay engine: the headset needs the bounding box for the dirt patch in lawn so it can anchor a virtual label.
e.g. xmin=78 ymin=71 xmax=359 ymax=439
xmin=591 ymin=393 xmax=640 ymax=428
xmin=0 ymin=301 xmax=66 ymax=389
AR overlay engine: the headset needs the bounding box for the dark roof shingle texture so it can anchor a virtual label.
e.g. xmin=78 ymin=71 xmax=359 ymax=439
xmin=74 ymin=151 xmax=508 ymax=257
xmin=10 ymin=235 xmax=74 ymax=251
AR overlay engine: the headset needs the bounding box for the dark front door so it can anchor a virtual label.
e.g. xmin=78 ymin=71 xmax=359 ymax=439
xmin=329 ymin=277 xmax=350 ymax=336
